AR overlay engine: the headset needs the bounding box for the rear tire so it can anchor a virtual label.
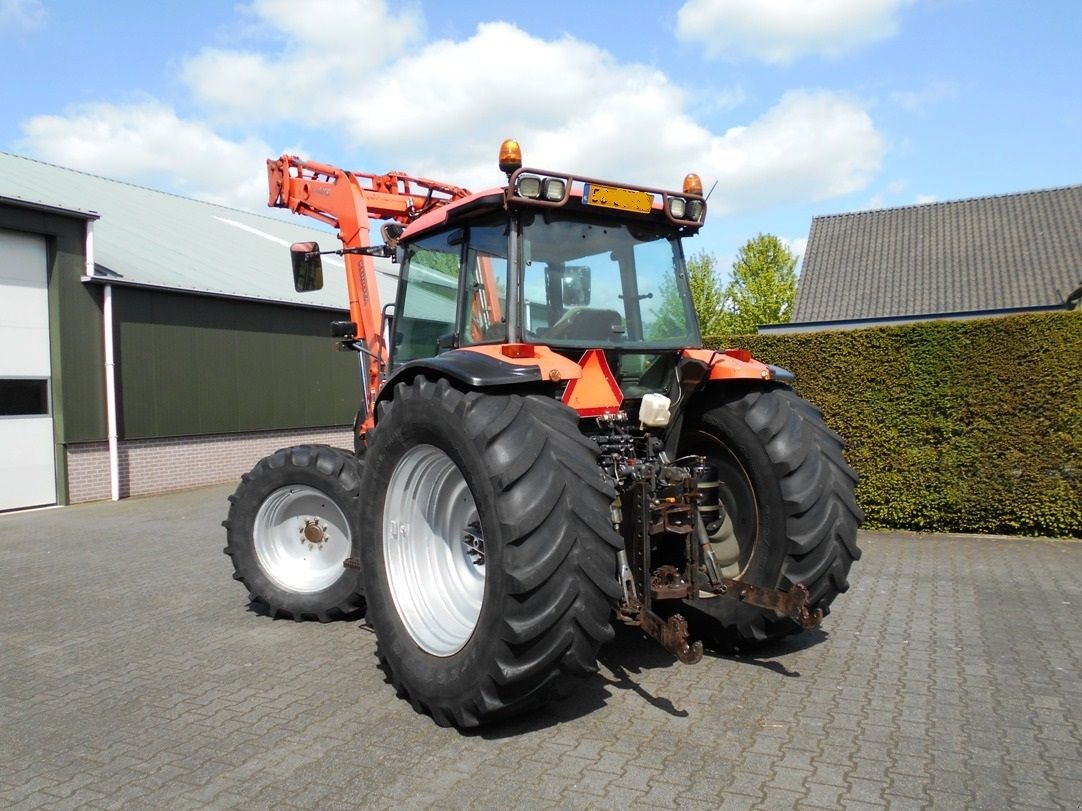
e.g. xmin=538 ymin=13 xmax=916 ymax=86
xmin=680 ymin=385 xmax=862 ymax=646
xmin=224 ymin=444 xmax=365 ymax=621
xmin=360 ymin=378 xmax=622 ymax=727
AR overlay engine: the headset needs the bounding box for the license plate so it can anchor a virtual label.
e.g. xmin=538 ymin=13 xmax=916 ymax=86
xmin=583 ymin=184 xmax=654 ymax=213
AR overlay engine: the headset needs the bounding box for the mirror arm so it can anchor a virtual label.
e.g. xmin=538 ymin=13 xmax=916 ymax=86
xmin=336 ymin=245 xmax=395 ymax=258
xmin=300 ymin=245 xmax=394 ymax=260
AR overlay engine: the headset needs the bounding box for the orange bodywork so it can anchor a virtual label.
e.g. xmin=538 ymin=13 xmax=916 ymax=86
xmin=459 ymin=344 xmax=583 ymax=382
xmin=681 ymin=348 xmax=774 ymax=381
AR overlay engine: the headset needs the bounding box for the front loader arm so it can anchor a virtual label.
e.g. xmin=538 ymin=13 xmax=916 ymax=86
xmin=266 ymin=155 xmax=469 ymax=399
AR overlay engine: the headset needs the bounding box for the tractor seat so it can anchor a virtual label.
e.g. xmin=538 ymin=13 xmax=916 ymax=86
xmin=545 ymin=307 xmax=624 ymax=341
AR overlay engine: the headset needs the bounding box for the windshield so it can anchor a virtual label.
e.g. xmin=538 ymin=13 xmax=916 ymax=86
xmin=520 ymin=211 xmax=699 ymax=349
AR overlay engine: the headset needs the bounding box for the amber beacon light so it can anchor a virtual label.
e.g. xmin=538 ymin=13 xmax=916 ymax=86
xmin=499 ymin=139 xmax=523 ymax=175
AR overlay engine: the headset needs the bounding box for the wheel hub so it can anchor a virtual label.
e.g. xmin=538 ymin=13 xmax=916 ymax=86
xmin=253 ymin=485 xmax=351 ymax=593
xmin=462 ymin=522 xmax=485 ymax=567
xmin=301 ymin=519 xmax=327 ymax=545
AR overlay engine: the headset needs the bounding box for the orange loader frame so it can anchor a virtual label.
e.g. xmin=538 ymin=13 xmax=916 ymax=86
xmin=267 ymin=156 xmax=470 ymax=405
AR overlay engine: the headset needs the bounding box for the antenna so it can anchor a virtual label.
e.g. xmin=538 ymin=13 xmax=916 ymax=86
xmin=705 ymin=180 xmax=718 ymax=201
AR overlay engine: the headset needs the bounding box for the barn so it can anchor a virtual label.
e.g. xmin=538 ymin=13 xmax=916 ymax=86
xmin=0 ymin=152 xmax=396 ymax=511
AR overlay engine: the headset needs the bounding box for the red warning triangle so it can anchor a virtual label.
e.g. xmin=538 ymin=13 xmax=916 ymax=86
xmin=562 ymin=349 xmax=624 ymax=417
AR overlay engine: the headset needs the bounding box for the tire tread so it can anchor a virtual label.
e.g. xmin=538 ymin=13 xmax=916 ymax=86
xmin=362 ymin=381 xmax=620 ymax=727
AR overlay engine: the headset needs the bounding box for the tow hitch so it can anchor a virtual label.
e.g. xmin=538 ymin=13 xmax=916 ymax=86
xmin=718 ymin=579 xmax=824 ymax=631
xmin=621 ymin=578 xmax=822 ymax=664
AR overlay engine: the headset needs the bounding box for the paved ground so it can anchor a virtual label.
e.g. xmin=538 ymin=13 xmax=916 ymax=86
xmin=1 ymin=486 xmax=1080 ymax=810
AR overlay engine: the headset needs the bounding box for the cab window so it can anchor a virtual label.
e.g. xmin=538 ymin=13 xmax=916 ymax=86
xmin=392 ymin=231 xmax=461 ymax=366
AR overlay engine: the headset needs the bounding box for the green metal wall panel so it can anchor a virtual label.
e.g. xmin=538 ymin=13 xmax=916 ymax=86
xmin=0 ymin=204 xmax=106 ymax=445
xmin=114 ymin=288 xmax=360 ymax=439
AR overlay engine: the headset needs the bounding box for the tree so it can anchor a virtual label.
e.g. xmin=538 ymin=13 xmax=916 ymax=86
xmin=723 ymin=234 xmax=798 ymax=334
xmin=646 ymin=250 xmax=728 ymax=340
xmin=686 ymin=251 xmax=729 ymax=336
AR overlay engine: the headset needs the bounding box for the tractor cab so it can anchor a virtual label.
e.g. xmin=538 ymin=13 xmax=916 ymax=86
xmin=388 ymin=140 xmax=707 ymax=398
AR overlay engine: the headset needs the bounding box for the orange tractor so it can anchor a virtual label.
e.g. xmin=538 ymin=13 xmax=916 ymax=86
xmin=224 ymin=140 xmax=861 ymax=727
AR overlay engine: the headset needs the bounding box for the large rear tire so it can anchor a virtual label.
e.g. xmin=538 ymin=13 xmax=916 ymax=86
xmin=680 ymin=385 xmax=862 ymax=646
xmin=224 ymin=444 xmax=365 ymax=621
xmin=360 ymin=378 xmax=622 ymax=727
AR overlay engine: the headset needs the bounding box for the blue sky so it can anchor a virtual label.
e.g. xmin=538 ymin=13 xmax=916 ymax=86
xmin=2 ymin=0 xmax=1080 ymax=272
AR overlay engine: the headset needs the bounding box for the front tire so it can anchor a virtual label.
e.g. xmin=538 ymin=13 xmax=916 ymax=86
xmin=680 ymin=385 xmax=862 ymax=646
xmin=224 ymin=444 xmax=364 ymax=621
xmin=360 ymin=378 xmax=622 ymax=727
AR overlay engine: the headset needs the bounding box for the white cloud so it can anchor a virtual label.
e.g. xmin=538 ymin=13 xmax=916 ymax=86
xmin=676 ymin=0 xmax=915 ymax=63
xmin=891 ymin=79 xmax=958 ymax=114
xmin=182 ymin=0 xmax=423 ymax=124
xmin=914 ymin=193 xmax=938 ymax=205
xmin=783 ymin=235 xmax=808 ymax=261
xmin=1 ymin=0 xmax=46 ymax=30
xmin=331 ymin=25 xmax=885 ymax=210
xmin=16 ymin=3 xmax=886 ymax=217
xmin=336 ymin=22 xmax=703 ymax=187
xmin=699 ymin=91 xmax=885 ymax=214
xmin=20 ymin=102 xmax=274 ymax=209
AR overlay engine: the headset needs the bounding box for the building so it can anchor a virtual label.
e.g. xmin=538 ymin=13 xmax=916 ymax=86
xmin=0 ymin=152 xmax=397 ymax=511
xmin=766 ymin=184 xmax=1082 ymax=333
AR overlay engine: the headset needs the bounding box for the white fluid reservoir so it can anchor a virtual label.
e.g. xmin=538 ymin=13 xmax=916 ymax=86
xmin=638 ymin=393 xmax=672 ymax=428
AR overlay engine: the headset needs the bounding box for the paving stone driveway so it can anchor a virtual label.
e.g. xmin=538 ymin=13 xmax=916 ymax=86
xmin=1 ymin=485 xmax=1080 ymax=810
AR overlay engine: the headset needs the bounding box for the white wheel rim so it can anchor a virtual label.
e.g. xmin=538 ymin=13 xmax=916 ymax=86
xmin=383 ymin=444 xmax=485 ymax=656
xmin=253 ymin=485 xmax=350 ymax=593
xmin=709 ymin=511 xmax=743 ymax=579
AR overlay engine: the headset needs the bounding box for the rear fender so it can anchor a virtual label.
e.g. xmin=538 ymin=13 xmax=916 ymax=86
xmin=371 ymin=344 xmax=582 ymax=420
xmin=680 ymin=348 xmax=778 ymax=382
xmin=662 ymin=349 xmax=792 ymax=454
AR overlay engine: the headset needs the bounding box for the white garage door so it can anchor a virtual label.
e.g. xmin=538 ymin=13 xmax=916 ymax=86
xmin=0 ymin=229 xmax=57 ymax=511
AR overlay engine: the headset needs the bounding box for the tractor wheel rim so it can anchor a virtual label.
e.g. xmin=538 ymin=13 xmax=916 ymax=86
xmin=384 ymin=444 xmax=484 ymax=657
xmin=254 ymin=485 xmax=351 ymax=593
xmin=708 ymin=511 xmax=742 ymax=579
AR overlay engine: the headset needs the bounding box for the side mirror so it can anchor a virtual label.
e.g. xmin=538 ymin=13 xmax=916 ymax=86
xmin=290 ymin=241 xmax=323 ymax=292
xmin=562 ymin=265 xmax=591 ymax=307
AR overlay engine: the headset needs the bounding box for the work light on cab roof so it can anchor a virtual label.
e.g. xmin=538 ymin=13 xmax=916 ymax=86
xmin=498 ymin=137 xmax=707 ymax=227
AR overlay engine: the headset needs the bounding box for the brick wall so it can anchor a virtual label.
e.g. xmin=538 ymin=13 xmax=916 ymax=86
xmin=65 ymin=426 xmax=354 ymax=504
xmin=65 ymin=443 xmax=113 ymax=503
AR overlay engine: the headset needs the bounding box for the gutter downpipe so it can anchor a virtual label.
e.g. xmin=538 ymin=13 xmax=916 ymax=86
xmin=103 ymin=284 xmax=120 ymax=501
xmin=86 ymin=220 xmax=120 ymax=501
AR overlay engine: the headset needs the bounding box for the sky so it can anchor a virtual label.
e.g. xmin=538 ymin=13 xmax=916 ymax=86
xmin=2 ymin=0 xmax=1080 ymax=273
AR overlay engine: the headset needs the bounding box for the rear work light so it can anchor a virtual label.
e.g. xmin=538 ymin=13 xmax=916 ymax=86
xmin=542 ymin=178 xmax=566 ymax=201
xmin=516 ymin=175 xmax=543 ymax=198
xmin=667 ymin=194 xmax=705 ymax=223
xmin=515 ymin=174 xmax=568 ymax=203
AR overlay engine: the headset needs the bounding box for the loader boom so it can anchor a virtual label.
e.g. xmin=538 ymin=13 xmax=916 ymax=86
xmin=266 ymin=155 xmax=469 ymax=400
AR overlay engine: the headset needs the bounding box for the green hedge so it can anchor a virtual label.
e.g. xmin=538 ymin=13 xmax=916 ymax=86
xmin=706 ymin=311 xmax=1082 ymax=538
